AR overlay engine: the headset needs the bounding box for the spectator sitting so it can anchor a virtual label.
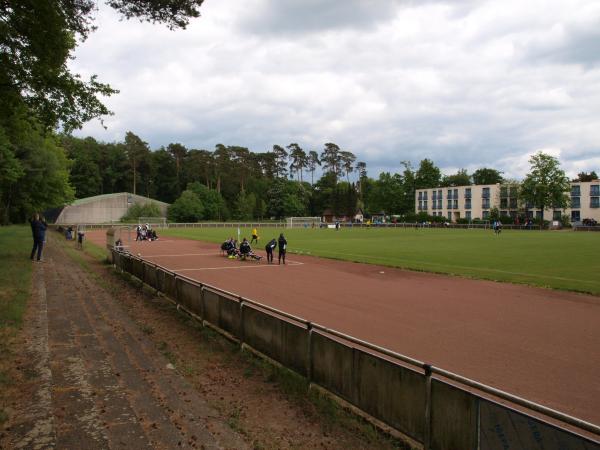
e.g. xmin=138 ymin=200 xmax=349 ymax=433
xmin=239 ymin=238 xmax=251 ymax=259
xmin=221 ymin=237 xmax=234 ymax=255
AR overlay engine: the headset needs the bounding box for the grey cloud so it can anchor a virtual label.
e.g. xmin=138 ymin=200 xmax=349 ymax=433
xmin=527 ymin=27 xmax=600 ymax=68
xmin=238 ymin=0 xmax=403 ymax=35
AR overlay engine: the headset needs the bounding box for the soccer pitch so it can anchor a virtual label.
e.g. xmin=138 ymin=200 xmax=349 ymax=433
xmin=161 ymin=227 xmax=600 ymax=295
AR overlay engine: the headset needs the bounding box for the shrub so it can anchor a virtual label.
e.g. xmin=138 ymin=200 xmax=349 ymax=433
xmin=121 ymin=202 xmax=162 ymax=222
xmin=167 ymin=191 xmax=204 ymax=223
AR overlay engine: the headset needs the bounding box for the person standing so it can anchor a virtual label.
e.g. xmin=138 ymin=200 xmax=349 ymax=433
xmin=278 ymin=233 xmax=287 ymax=265
xmin=29 ymin=213 xmax=47 ymax=262
xmin=265 ymin=238 xmax=277 ymax=264
xmin=251 ymin=227 xmax=259 ymax=244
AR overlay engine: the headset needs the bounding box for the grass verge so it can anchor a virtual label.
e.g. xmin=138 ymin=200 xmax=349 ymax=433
xmin=0 ymin=225 xmax=34 ymax=425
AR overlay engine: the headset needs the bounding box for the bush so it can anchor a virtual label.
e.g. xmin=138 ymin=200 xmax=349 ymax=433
xmin=167 ymin=191 xmax=204 ymax=223
xmin=121 ymin=202 xmax=162 ymax=222
xmin=560 ymin=214 xmax=571 ymax=228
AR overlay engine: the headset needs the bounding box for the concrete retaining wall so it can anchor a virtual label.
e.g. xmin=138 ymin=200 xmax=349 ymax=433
xmin=216 ymin=293 xmax=240 ymax=336
xmin=143 ymin=263 xmax=158 ymax=290
xmin=430 ymin=380 xmax=478 ymax=450
xmin=354 ymin=350 xmax=426 ymax=440
xmin=242 ymin=305 xmax=308 ymax=376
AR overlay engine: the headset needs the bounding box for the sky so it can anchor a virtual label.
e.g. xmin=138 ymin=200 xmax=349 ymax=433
xmin=71 ymin=0 xmax=600 ymax=180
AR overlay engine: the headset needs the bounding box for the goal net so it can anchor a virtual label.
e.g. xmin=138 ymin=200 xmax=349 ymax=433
xmin=286 ymin=216 xmax=321 ymax=228
xmin=106 ymin=225 xmax=132 ymax=252
xmin=138 ymin=217 xmax=167 ymax=228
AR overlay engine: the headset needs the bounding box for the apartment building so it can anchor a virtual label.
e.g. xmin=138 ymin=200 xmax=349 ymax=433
xmin=415 ymin=180 xmax=600 ymax=223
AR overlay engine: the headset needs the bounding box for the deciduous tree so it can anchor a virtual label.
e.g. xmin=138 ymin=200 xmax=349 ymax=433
xmin=472 ymin=168 xmax=503 ymax=185
xmin=520 ymin=152 xmax=570 ymax=222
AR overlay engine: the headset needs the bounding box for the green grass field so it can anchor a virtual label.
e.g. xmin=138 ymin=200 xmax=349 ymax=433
xmin=161 ymin=226 xmax=600 ymax=295
xmin=0 ymin=226 xmax=33 ymax=329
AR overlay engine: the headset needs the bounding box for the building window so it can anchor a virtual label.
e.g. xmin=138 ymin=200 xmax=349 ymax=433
xmin=465 ymin=211 xmax=471 ymax=220
xmin=509 ymin=198 xmax=518 ymax=209
xmin=423 ymin=191 xmax=428 ymax=200
xmin=571 ymin=185 xmax=581 ymax=196
xmin=591 ymin=185 xmax=600 ymax=196
xmin=500 ymin=187 xmax=508 ymax=197
xmin=571 ymin=210 xmax=580 ymax=222
xmin=418 ymin=192 xmax=423 ymax=200
xmin=437 ymin=199 xmax=442 ymax=209
xmin=454 ymin=189 xmax=459 ymax=199
xmin=453 ymin=199 xmax=458 ymax=209
xmin=536 ymin=211 xmax=543 ymax=220
xmin=438 ymin=190 xmax=442 ymax=199
xmin=482 ymin=211 xmax=490 ymax=219
xmin=553 ymin=210 xmax=561 ymax=220
xmin=571 ymin=197 xmax=580 ymax=208
xmin=418 ymin=201 xmax=422 ymax=210
xmin=447 ymin=200 xmax=452 ymax=209
xmin=500 ymin=198 xmax=508 ymax=209
xmin=465 ymin=199 xmax=471 ymax=209
xmin=465 ymin=188 xmax=471 ymax=199
xmin=482 ymin=187 xmax=490 ymax=198
xmin=482 ymin=199 xmax=490 ymax=209
xmin=424 ymin=200 xmax=428 ymax=209
xmin=447 ymin=212 xmax=452 ymax=221
xmin=591 ymin=197 xmax=600 ymax=208
xmin=447 ymin=189 xmax=453 ymax=200
xmin=432 ymin=191 xmax=437 ymax=200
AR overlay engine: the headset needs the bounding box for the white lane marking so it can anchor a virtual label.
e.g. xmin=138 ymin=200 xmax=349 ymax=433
xmin=142 ymin=252 xmax=217 ymax=257
xmin=175 ymin=261 xmax=304 ymax=271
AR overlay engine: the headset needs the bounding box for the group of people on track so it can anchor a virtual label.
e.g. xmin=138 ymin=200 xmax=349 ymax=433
xmin=136 ymin=223 xmax=158 ymax=241
xmin=221 ymin=229 xmax=288 ymax=264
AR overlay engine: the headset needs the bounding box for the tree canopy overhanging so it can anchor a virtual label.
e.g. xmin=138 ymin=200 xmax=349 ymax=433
xmin=0 ymin=0 xmax=204 ymax=223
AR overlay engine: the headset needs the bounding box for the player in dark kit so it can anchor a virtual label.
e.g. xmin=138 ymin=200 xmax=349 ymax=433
xmin=265 ymin=238 xmax=276 ymax=264
xmin=278 ymin=233 xmax=287 ymax=265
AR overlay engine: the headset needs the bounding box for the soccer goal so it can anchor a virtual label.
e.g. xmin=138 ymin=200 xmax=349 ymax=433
xmin=106 ymin=225 xmax=132 ymax=255
xmin=286 ymin=216 xmax=321 ymax=228
xmin=138 ymin=217 xmax=167 ymax=228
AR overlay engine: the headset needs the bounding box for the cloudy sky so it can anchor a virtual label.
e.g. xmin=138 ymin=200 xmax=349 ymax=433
xmin=71 ymin=0 xmax=600 ymax=179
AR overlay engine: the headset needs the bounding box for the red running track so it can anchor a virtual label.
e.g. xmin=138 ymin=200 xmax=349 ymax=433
xmin=86 ymin=231 xmax=600 ymax=425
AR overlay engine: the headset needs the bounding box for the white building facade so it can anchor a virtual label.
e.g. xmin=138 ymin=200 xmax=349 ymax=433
xmin=415 ymin=180 xmax=600 ymax=223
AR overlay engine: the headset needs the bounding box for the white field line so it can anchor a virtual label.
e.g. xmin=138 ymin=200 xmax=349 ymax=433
xmin=141 ymin=252 xmax=217 ymax=257
xmin=292 ymin=248 xmax=599 ymax=285
xmin=175 ymin=261 xmax=304 ymax=272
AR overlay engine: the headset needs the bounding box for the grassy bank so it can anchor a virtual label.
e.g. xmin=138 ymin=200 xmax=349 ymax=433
xmin=0 ymin=225 xmax=33 ymax=424
xmin=0 ymin=226 xmax=33 ymax=329
xmin=161 ymin=226 xmax=600 ymax=295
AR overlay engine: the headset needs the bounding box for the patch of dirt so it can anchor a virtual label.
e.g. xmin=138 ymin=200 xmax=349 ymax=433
xmin=0 ymin=287 xmax=47 ymax=446
xmin=78 ymin=245 xmax=408 ymax=449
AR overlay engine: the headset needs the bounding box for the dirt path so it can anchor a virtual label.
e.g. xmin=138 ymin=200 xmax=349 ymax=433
xmin=1 ymin=235 xmax=403 ymax=450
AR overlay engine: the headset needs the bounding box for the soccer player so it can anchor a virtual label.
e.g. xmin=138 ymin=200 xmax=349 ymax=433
xmin=265 ymin=238 xmax=277 ymax=264
xmin=278 ymin=233 xmax=287 ymax=265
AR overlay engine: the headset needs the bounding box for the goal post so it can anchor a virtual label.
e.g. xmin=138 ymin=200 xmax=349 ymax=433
xmin=138 ymin=217 xmax=167 ymax=228
xmin=286 ymin=216 xmax=321 ymax=228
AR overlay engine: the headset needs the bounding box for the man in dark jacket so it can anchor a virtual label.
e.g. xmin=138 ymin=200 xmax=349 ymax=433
xmin=265 ymin=238 xmax=276 ymax=264
xmin=29 ymin=213 xmax=47 ymax=261
xmin=278 ymin=233 xmax=287 ymax=265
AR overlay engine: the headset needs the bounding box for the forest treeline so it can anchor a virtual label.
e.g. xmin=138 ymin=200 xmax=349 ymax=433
xmin=60 ymin=132 xmax=510 ymax=222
